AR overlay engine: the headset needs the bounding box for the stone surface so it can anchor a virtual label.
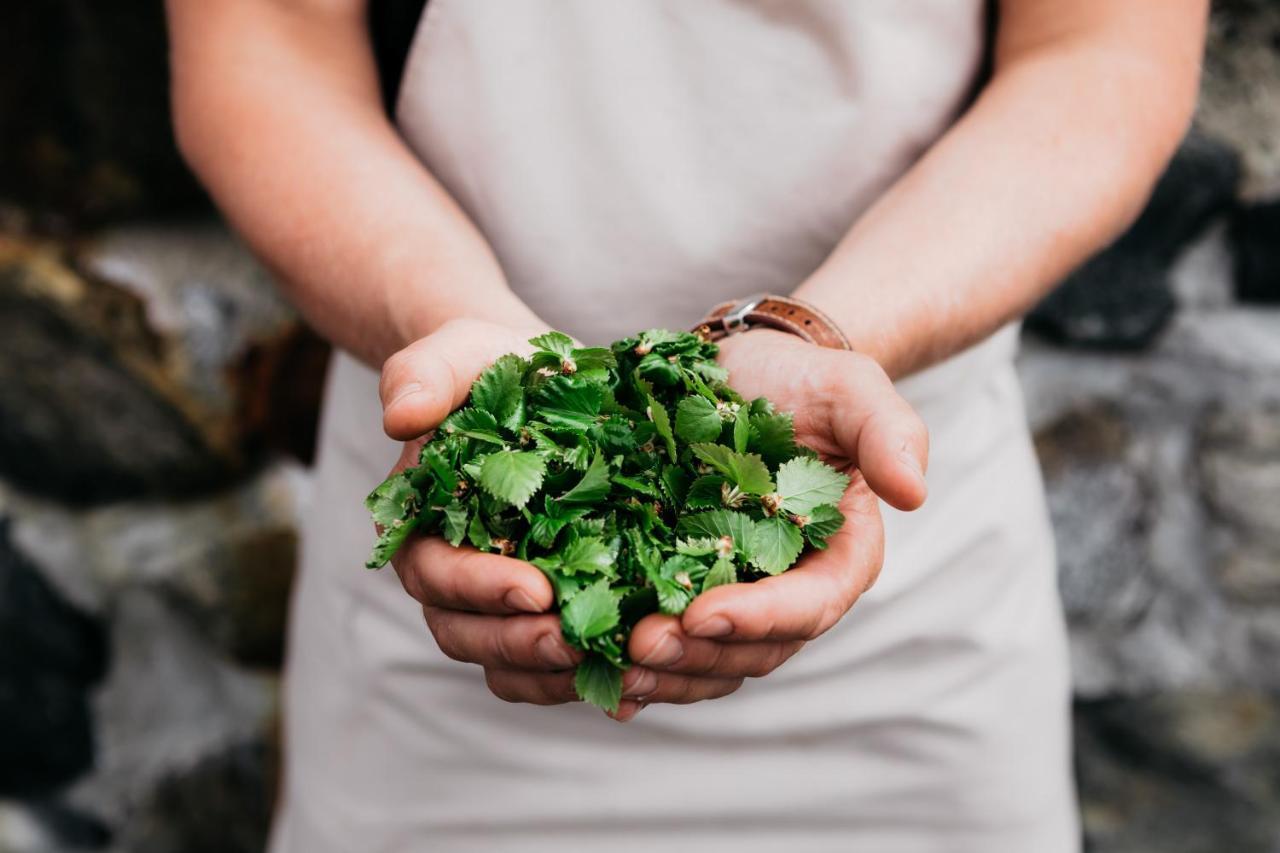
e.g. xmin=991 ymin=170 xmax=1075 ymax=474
xmin=1231 ymin=199 xmax=1280 ymax=304
xmin=63 ymin=590 xmax=278 ymax=848
xmin=109 ymin=740 xmax=273 ymax=853
xmin=1026 ymin=133 xmax=1240 ymax=350
xmin=0 ymin=520 xmax=106 ymax=799
xmin=1076 ymin=692 xmax=1280 ymax=853
xmin=1020 ymin=304 xmax=1280 ymax=697
xmin=1199 ymin=0 xmax=1280 ymax=199
xmin=0 ymin=229 xmax=327 ymax=505
xmin=4 ymin=462 xmax=307 ymax=669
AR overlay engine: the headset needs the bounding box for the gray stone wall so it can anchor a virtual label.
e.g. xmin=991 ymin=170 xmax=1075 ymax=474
xmin=1 ymin=2 xmax=1278 ymax=851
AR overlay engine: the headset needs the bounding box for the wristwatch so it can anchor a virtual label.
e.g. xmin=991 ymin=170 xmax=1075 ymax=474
xmin=693 ymin=294 xmax=851 ymax=350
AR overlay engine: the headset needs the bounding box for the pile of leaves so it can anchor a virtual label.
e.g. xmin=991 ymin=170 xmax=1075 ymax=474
xmin=366 ymin=330 xmax=850 ymax=712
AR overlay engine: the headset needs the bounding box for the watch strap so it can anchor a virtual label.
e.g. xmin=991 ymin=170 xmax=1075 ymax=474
xmin=694 ymin=294 xmax=851 ymax=350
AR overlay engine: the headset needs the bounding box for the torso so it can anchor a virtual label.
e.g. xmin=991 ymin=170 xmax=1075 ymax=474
xmin=270 ymin=4 xmax=1078 ymax=850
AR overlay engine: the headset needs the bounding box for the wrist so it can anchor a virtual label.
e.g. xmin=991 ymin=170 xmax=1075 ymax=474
xmin=692 ymin=293 xmax=851 ymax=350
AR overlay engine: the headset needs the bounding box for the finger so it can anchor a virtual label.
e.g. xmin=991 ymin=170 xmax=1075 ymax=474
xmin=681 ymin=475 xmax=884 ymax=642
xmin=620 ymin=666 xmax=743 ymax=704
xmin=425 ymin=608 xmax=583 ymax=671
xmin=380 ymin=319 xmax=534 ymax=440
xmin=628 ymin=614 xmax=804 ymax=678
xmin=484 ymin=669 xmax=579 ymax=705
xmin=393 ymin=535 xmax=554 ymax=614
xmin=830 ymin=355 xmax=929 ymax=511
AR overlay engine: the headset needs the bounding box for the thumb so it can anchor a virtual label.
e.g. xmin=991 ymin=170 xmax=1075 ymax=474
xmin=379 ymin=320 xmax=537 ymax=440
xmin=830 ymin=355 xmax=930 ymax=512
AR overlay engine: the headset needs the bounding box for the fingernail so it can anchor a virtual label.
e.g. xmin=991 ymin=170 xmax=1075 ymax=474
xmin=638 ymin=633 xmax=684 ymax=667
xmin=623 ymin=668 xmax=658 ymax=699
xmin=898 ymin=448 xmax=923 ymax=477
xmin=386 ymin=381 xmax=424 ymax=409
xmin=534 ymin=634 xmax=577 ymax=669
xmin=504 ymin=588 xmax=543 ymax=613
xmin=610 ymin=700 xmax=641 ymax=723
xmin=687 ymin=614 xmax=733 ymax=638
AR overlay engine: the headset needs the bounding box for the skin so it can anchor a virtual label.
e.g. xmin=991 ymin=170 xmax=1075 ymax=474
xmin=168 ymin=0 xmax=1207 ymax=720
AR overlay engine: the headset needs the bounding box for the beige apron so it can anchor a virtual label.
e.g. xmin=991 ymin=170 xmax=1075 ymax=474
xmin=271 ymin=3 xmax=1078 ymax=850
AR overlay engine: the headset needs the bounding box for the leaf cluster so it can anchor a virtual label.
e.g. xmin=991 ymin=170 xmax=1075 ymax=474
xmin=366 ymin=329 xmax=849 ymax=712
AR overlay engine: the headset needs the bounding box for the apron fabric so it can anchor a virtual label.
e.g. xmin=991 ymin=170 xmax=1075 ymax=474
xmin=270 ymin=3 xmax=1078 ymax=851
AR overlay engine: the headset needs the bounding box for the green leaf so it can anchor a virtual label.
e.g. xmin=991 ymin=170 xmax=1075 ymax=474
xmin=470 ymin=354 xmax=526 ymax=431
xmin=776 ymin=457 xmax=850 ymax=515
xmin=685 ymin=474 xmax=727 ymax=509
xmin=675 ymin=537 xmax=718 ymax=557
xmin=440 ymin=407 xmax=505 ymax=444
xmin=365 ymin=472 xmax=417 ymax=529
xmin=574 ymin=655 xmax=623 ymax=713
xmin=646 ymin=396 xmax=677 ymax=462
xmin=477 ymin=450 xmax=546 ymax=508
xmin=570 ymin=346 xmax=616 ymax=376
xmin=658 ymin=464 xmax=690 ymax=506
xmin=748 ymin=411 xmax=797 ymax=466
xmin=655 ymin=577 xmax=694 ymax=616
xmin=558 ymin=452 xmax=611 ymax=504
xmin=611 ymin=474 xmax=659 ymax=497
xmin=557 ymin=535 xmax=616 ymax=576
xmin=675 ymin=396 xmax=722 ymax=443
xmin=529 ymin=330 xmax=576 ymax=358
xmin=690 ymin=444 xmax=773 ymax=495
xmin=536 ymin=377 xmax=604 ymax=430
xmin=637 ymin=352 xmax=682 ymax=386
xmin=366 ymin=517 xmax=418 ymax=569
xmin=677 ymin=509 xmax=756 ymax=559
xmin=801 ymin=504 xmax=845 ymax=549
xmin=702 ymin=557 xmax=737 ymax=591
xmin=750 ymin=516 xmax=804 ymax=575
xmin=563 ymin=579 xmax=620 ymax=641
xmin=466 ymin=511 xmax=490 ymax=550
xmin=442 ymin=501 xmax=470 ymax=547
xmin=733 ymin=407 xmax=750 ymax=453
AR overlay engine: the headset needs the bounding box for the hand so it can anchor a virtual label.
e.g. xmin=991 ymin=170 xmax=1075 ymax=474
xmin=380 ymin=319 xmax=587 ymax=703
xmin=624 ymin=329 xmax=928 ymax=716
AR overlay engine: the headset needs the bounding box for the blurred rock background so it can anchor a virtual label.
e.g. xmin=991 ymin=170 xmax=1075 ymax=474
xmin=0 ymin=1 xmax=1276 ymax=851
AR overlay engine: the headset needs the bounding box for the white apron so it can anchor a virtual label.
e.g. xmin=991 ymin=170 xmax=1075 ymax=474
xmin=271 ymin=3 xmax=1079 ymax=851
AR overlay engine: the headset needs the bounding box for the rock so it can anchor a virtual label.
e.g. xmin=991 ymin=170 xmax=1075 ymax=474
xmin=1230 ymin=198 xmax=1280 ymax=304
xmin=0 ymin=2 xmax=204 ymax=225
xmin=109 ymin=740 xmax=273 ymax=853
xmin=66 ymin=590 xmax=278 ymax=843
xmin=1075 ymin=692 xmax=1280 ymax=853
xmin=1198 ymin=0 xmax=1280 ymax=199
xmin=5 ymin=461 xmax=307 ymax=669
xmin=0 ymin=519 xmax=106 ymax=798
xmin=1026 ymin=133 xmax=1240 ymax=350
xmin=0 ymin=229 xmax=327 ymax=504
xmin=1020 ymin=310 xmax=1280 ymax=697
xmin=1198 ymin=402 xmax=1280 ymax=603
xmin=1170 ymin=222 xmax=1236 ymax=310
xmin=1033 ymin=403 xmax=1153 ymax=624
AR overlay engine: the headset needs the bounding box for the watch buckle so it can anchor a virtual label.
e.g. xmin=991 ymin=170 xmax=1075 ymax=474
xmin=722 ymin=293 xmax=767 ymax=336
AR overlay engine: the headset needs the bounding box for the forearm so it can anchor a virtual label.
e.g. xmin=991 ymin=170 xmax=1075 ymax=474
xmin=166 ymin=0 xmax=542 ymax=366
xmin=795 ymin=1 xmax=1206 ymax=379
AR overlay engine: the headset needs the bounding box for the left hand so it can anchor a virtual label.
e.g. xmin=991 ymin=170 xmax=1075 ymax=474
xmin=620 ymin=329 xmax=928 ymax=720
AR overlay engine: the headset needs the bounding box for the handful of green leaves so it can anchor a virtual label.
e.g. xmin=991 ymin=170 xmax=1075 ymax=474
xmin=366 ymin=329 xmax=849 ymax=712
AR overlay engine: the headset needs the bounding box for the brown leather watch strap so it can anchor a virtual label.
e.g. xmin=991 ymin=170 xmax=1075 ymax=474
xmin=694 ymin=294 xmax=851 ymax=350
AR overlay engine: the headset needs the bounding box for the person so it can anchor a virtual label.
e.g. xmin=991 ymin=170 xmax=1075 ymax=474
xmin=165 ymin=1 xmax=1206 ymax=850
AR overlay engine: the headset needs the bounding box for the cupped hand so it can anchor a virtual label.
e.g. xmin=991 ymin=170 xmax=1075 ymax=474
xmin=625 ymin=328 xmax=929 ymax=713
xmin=380 ymin=319 xmax=585 ymax=704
